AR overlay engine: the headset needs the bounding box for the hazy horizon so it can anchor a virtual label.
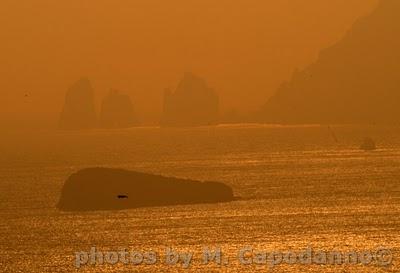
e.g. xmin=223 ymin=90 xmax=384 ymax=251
xmin=0 ymin=0 xmax=378 ymax=130
xmin=2 ymin=2 xmax=400 ymax=271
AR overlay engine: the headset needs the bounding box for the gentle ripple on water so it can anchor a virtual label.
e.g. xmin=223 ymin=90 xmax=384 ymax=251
xmin=0 ymin=125 xmax=399 ymax=272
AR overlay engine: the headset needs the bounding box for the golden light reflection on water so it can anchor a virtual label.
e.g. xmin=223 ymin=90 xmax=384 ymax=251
xmin=0 ymin=125 xmax=399 ymax=272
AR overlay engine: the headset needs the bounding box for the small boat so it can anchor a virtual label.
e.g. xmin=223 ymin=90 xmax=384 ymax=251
xmin=360 ymin=137 xmax=376 ymax=151
xmin=117 ymin=195 xmax=129 ymax=199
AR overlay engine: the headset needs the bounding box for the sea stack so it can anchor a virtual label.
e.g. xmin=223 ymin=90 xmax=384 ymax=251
xmin=161 ymin=73 xmax=219 ymax=127
xmin=57 ymin=168 xmax=235 ymax=211
xmin=59 ymin=78 xmax=97 ymax=129
xmin=100 ymin=90 xmax=138 ymax=128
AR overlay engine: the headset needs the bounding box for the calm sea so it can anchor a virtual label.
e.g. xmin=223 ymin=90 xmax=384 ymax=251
xmin=1 ymin=124 xmax=399 ymax=272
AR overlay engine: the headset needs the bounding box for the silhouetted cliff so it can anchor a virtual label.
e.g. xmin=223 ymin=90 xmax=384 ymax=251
xmin=59 ymin=78 xmax=97 ymax=129
xmin=57 ymin=168 xmax=235 ymax=211
xmin=100 ymin=90 xmax=138 ymax=128
xmin=161 ymin=73 xmax=219 ymax=127
xmin=260 ymin=0 xmax=400 ymax=124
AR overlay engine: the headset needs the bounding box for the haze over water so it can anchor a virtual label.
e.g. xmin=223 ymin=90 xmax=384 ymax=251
xmin=1 ymin=125 xmax=399 ymax=272
xmin=0 ymin=0 xmax=379 ymax=127
xmin=1 ymin=0 xmax=400 ymax=271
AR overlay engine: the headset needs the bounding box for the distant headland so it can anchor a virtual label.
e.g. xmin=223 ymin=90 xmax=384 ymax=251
xmin=259 ymin=0 xmax=400 ymax=124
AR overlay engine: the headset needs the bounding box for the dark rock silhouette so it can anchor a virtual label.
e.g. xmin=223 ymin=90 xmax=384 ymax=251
xmin=161 ymin=72 xmax=219 ymax=127
xmin=360 ymin=137 xmax=376 ymax=151
xmin=260 ymin=0 xmax=400 ymax=124
xmin=57 ymin=168 xmax=235 ymax=211
xmin=59 ymin=78 xmax=97 ymax=129
xmin=100 ymin=90 xmax=138 ymax=128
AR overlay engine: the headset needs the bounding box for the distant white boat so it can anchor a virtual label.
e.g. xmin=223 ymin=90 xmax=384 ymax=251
xmin=360 ymin=137 xmax=376 ymax=151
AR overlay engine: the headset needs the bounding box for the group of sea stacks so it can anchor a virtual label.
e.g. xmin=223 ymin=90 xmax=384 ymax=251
xmin=59 ymin=73 xmax=219 ymax=129
xmin=59 ymin=78 xmax=138 ymax=130
xmin=60 ymin=0 xmax=400 ymax=128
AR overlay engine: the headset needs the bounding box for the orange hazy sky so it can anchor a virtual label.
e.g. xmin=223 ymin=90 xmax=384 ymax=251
xmin=0 ymin=0 xmax=378 ymax=128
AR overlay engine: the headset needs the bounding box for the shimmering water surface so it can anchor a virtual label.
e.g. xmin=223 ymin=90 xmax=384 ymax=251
xmin=1 ymin=125 xmax=399 ymax=272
